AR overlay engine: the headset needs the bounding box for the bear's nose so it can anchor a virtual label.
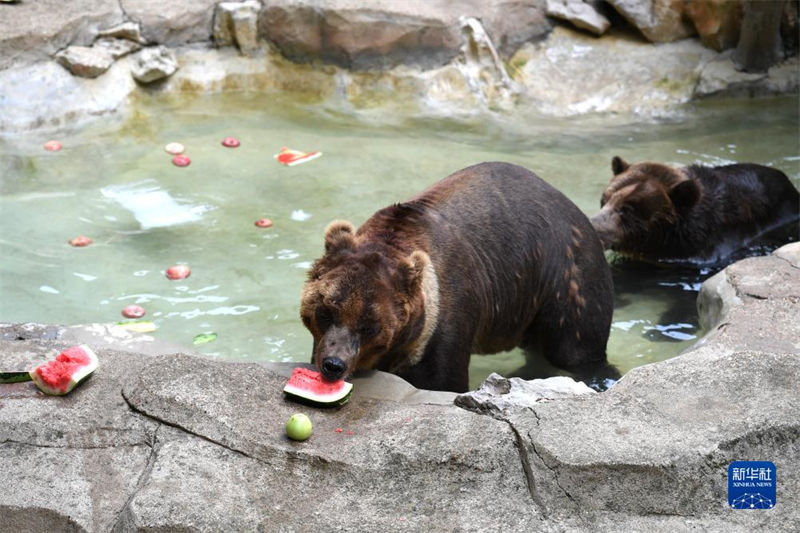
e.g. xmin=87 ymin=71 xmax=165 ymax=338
xmin=321 ymin=357 xmax=347 ymax=380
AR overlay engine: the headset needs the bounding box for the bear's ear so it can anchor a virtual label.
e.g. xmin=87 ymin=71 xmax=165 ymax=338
xmin=668 ymin=179 xmax=701 ymax=213
xmin=324 ymin=220 xmax=356 ymax=254
xmin=399 ymin=250 xmax=430 ymax=293
xmin=612 ymin=156 xmax=629 ymax=175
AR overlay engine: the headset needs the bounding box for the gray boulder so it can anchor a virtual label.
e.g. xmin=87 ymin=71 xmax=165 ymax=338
xmin=696 ymin=242 xmax=800 ymax=354
xmin=54 ymin=45 xmax=114 ymax=78
xmin=510 ymin=25 xmax=715 ymax=116
xmin=130 ymin=46 xmax=178 ymax=83
xmin=513 ymin=348 xmax=799 ymax=527
xmin=546 ymin=0 xmax=611 ymax=36
xmin=607 ymin=0 xmax=695 ymax=42
xmin=0 ymin=58 xmax=136 ymax=133
xmin=96 ymin=21 xmax=147 ymax=44
xmin=120 ymin=0 xmax=218 ymax=45
xmin=455 ymin=372 xmax=595 ymax=417
xmin=0 ymin=0 xmax=124 ymax=70
xmin=93 ymin=37 xmax=142 ymax=60
xmin=694 ymin=51 xmax=767 ymax=97
xmin=258 ymin=0 xmax=551 ymax=71
xmin=213 ymin=0 xmax=262 ymax=55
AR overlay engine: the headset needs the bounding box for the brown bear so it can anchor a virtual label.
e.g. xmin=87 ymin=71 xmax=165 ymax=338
xmin=300 ymin=162 xmax=614 ymax=393
xmin=590 ymin=157 xmax=800 ymax=264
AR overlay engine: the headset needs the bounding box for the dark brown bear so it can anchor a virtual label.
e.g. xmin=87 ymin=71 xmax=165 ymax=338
xmin=300 ymin=162 xmax=613 ymax=393
xmin=591 ymin=157 xmax=800 ymax=264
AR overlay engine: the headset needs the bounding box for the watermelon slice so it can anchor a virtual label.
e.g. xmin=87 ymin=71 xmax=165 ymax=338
xmin=1 ymin=371 xmax=32 ymax=384
xmin=283 ymin=367 xmax=353 ymax=407
xmin=274 ymin=147 xmax=322 ymax=166
xmin=29 ymin=345 xmax=99 ymax=396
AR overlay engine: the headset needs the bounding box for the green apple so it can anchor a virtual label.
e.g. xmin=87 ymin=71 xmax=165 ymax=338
xmin=286 ymin=413 xmax=313 ymax=441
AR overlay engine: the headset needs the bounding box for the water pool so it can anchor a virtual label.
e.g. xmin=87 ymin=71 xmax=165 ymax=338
xmin=1 ymin=93 xmax=797 ymax=390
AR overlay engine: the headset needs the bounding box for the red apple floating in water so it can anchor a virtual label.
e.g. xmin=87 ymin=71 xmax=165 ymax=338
xmin=68 ymin=235 xmax=93 ymax=247
xmin=44 ymin=140 xmax=62 ymax=151
xmin=254 ymin=218 xmax=273 ymax=228
xmin=121 ymin=305 xmax=146 ymax=319
xmin=172 ymin=155 xmax=191 ymax=167
xmin=221 ymin=137 xmax=240 ymax=148
xmin=165 ymin=264 xmax=191 ymax=280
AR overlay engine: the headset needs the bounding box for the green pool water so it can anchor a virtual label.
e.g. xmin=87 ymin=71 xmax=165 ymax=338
xmin=1 ymin=93 xmax=797 ymax=390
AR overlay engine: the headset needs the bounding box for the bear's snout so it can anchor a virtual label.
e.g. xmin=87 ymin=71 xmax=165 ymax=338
xmin=321 ymin=357 xmax=347 ymax=381
xmin=589 ymin=209 xmax=621 ymax=250
xmin=315 ymin=325 xmax=358 ymax=380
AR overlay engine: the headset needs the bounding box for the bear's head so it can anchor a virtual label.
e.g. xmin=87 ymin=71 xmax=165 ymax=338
xmin=300 ymin=220 xmax=435 ymax=382
xmin=590 ymin=156 xmax=701 ymax=254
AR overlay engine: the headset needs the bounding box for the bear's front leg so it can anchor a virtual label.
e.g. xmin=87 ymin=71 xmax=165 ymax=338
xmin=399 ymin=334 xmax=471 ymax=393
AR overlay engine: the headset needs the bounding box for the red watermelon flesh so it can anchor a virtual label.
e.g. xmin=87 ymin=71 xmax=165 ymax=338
xmin=283 ymin=367 xmax=353 ymax=406
xmin=30 ymin=345 xmax=99 ymax=396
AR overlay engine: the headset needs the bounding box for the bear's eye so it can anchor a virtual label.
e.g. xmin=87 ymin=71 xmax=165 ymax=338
xmin=358 ymin=323 xmax=380 ymax=339
xmin=315 ymin=307 xmax=334 ymax=328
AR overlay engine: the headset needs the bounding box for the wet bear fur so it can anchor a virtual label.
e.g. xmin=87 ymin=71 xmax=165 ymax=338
xmin=591 ymin=157 xmax=800 ymax=264
xmin=300 ymin=162 xmax=614 ymax=393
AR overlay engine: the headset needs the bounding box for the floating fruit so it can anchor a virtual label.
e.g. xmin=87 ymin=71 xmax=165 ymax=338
xmin=44 ymin=140 xmax=62 ymax=151
xmin=274 ymin=147 xmax=322 ymax=166
xmin=29 ymin=345 xmax=99 ymax=396
xmin=283 ymin=367 xmax=353 ymax=407
xmin=172 ymin=155 xmax=191 ymax=167
xmin=193 ymin=332 xmax=217 ymax=345
xmin=116 ymin=320 xmax=157 ymax=333
xmin=68 ymin=236 xmax=93 ymax=247
xmin=221 ymin=137 xmax=240 ymax=148
xmin=165 ymin=264 xmax=191 ymax=280
xmin=254 ymin=218 xmax=273 ymax=228
xmin=285 ymin=413 xmax=313 ymax=441
xmin=164 ymin=142 xmax=185 ymax=155
xmin=121 ymin=304 xmax=146 ymax=319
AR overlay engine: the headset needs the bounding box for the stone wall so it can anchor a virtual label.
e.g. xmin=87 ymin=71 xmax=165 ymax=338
xmin=0 ymin=0 xmax=797 ymax=133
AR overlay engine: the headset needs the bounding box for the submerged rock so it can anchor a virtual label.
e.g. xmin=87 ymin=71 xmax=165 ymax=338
xmin=130 ymin=45 xmax=178 ymax=83
xmin=54 ymin=45 xmax=115 ymax=78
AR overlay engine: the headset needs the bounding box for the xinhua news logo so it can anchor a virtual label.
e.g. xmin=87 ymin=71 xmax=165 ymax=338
xmin=728 ymin=461 xmax=776 ymax=510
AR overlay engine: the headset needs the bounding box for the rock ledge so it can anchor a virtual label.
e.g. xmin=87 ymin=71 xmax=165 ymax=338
xmin=2 ymin=244 xmax=798 ymax=531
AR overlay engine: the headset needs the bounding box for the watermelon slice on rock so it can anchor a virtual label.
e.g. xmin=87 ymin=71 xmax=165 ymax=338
xmin=283 ymin=367 xmax=353 ymax=407
xmin=29 ymin=345 xmax=99 ymax=396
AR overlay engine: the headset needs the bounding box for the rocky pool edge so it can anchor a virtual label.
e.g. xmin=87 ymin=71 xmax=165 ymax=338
xmin=0 ymin=243 xmax=797 ymax=531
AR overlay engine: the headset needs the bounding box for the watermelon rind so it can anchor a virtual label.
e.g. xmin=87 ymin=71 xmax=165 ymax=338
xmin=284 ymin=388 xmax=353 ymax=408
xmin=283 ymin=367 xmax=353 ymax=407
xmin=29 ymin=344 xmax=99 ymax=396
xmin=0 ymin=371 xmax=32 ymax=384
